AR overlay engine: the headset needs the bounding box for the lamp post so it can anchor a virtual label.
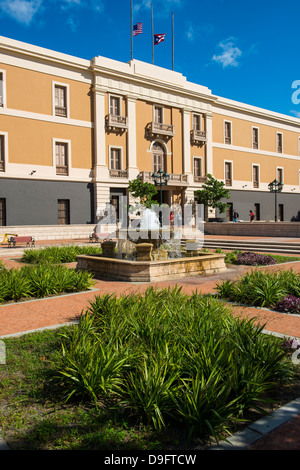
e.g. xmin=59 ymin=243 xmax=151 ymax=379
xmin=268 ymin=179 xmax=283 ymax=222
xmin=151 ymin=168 xmax=170 ymax=226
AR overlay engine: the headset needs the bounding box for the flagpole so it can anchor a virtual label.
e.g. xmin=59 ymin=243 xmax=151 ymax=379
xmin=151 ymin=3 xmax=154 ymax=65
xmin=131 ymin=0 xmax=133 ymax=61
xmin=172 ymin=12 xmax=174 ymax=70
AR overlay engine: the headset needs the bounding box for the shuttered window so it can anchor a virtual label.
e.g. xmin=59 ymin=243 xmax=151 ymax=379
xmin=193 ymin=158 xmax=202 ymax=177
xmin=252 ymin=128 xmax=259 ymax=149
xmin=253 ymin=165 xmax=259 ymax=187
xmin=110 ymin=96 xmax=120 ymax=116
xmin=225 ymin=162 xmax=232 ymax=185
xmin=55 ymin=85 xmax=67 ymax=117
xmin=0 ymin=135 xmax=4 ymax=171
xmin=55 ymin=142 xmax=68 ymax=175
xmin=110 ymin=148 xmax=121 ymax=170
xmin=224 ymin=121 xmax=231 ymax=144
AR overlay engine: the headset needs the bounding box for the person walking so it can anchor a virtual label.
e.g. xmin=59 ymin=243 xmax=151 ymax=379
xmin=249 ymin=210 xmax=254 ymax=222
xmin=233 ymin=209 xmax=239 ymax=223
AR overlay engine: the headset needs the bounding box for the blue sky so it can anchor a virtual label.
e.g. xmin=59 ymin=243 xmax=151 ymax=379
xmin=0 ymin=0 xmax=299 ymax=118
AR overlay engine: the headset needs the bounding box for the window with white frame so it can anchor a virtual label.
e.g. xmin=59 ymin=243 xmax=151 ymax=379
xmin=276 ymin=132 xmax=283 ymax=153
xmin=224 ymin=161 xmax=232 ymax=186
xmin=193 ymin=157 xmax=202 ymax=177
xmin=192 ymin=114 xmax=201 ymax=131
xmin=0 ymin=135 xmax=5 ymax=171
xmin=0 ymin=72 xmax=4 ymax=107
xmin=54 ymin=84 xmax=68 ymax=117
xmin=110 ymin=95 xmax=121 ymax=116
xmin=224 ymin=121 xmax=232 ymax=145
xmin=252 ymin=165 xmax=259 ymax=188
xmin=154 ymin=105 xmax=163 ymax=124
xmin=252 ymin=127 xmax=259 ymax=149
xmin=110 ymin=148 xmax=122 ymax=170
xmin=277 ymin=167 xmax=283 ymax=183
xmin=55 ymin=142 xmax=69 ymax=175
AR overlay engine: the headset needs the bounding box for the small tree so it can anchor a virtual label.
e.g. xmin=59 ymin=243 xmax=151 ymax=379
xmin=128 ymin=178 xmax=158 ymax=208
xmin=194 ymin=174 xmax=231 ymax=220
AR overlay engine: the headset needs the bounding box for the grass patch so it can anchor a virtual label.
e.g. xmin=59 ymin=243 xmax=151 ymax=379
xmin=21 ymin=245 xmax=102 ymax=265
xmin=0 ymin=263 xmax=94 ymax=303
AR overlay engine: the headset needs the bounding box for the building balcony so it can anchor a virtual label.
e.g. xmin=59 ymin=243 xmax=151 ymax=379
xmin=109 ymin=169 xmax=128 ymax=178
xmin=146 ymin=122 xmax=175 ymax=140
xmin=106 ymin=114 xmax=128 ymax=133
xmin=139 ymin=171 xmax=188 ymax=186
xmin=56 ymin=165 xmax=68 ymax=176
xmin=193 ymin=175 xmax=207 ymax=183
xmin=191 ymin=129 xmax=207 ymax=145
xmin=55 ymin=106 xmax=67 ymax=117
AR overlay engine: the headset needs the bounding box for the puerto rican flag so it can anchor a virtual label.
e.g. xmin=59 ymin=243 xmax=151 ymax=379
xmin=154 ymin=33 xmax=166 ymax=45
xmin=133 ymin=23 xmax=143 ymax=36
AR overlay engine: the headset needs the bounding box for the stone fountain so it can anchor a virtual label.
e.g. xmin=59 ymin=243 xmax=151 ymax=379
xmin=76 ymin=207 xmax=227 ymax=282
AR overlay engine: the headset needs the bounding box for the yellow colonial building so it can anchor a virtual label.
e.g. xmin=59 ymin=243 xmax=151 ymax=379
xmin=0 ymin=34 xmax=299 ymax=229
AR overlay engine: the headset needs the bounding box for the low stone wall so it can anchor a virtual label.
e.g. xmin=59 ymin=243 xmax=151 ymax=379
xmin=0 ymin=224 xmax=97 ymax=241
xmin=76 ymin=253 xmax=227 ymax=283
xmin=204 ymin=222 xmax=300 ymax=238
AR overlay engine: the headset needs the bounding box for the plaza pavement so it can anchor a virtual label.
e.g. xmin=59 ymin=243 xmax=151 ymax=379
xmin=1 ymin=236 xmax=300 ymax=449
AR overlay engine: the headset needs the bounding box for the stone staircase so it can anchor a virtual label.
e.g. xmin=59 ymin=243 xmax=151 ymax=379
xmin=201 ymin=239 xmax=300 ymax=255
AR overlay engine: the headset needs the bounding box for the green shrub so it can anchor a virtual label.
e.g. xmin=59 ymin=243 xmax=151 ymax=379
xmin=216 ymin=269 xmax=300 ymax=308
xmin=22 ymin=245 xmax=102 ymax=264
xmin=52 ymin=287 xmax=292 ymax=441
xmin=0 ymin=264 xmax=94 ymax=303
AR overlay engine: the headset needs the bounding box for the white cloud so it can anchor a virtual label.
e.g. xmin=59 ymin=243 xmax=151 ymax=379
xmin=212 ymin=37 xmax=242 ymax=68
xmin=290 ymin=110 xmax=300 ymax=118
xmin=0 ymin=0 xmax=42 ymax=24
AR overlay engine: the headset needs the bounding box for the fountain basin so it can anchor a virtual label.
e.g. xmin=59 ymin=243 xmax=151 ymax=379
xmin=76 ymin=252 xmax=227 ymax=283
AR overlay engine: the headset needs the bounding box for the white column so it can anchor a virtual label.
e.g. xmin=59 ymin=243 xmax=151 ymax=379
xmin=94 ymin=89 xmax=109 ymax=180
xmin=205 ymin=113 xmax=213 ymax=175
xmin=183 ymin=109 xmax=192 ymax=177
xmin=127 ymin=96 xmax=139 ymax=180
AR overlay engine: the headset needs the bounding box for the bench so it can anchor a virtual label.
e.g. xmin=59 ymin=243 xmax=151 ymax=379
xmin=8 ymin=236 xmax=35 ymax=248
xmin=89 ymin=232 xmax=110 ymax=243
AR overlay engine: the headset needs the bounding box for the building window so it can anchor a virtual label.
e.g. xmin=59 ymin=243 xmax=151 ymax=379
xmin=152 ymin=142 xmax=165 ymax=172
xmin=55 ymin=142 xmax=69 ymax=175
xmin=193 ymin=114 xmax=201 ymax=131
xmin=193 ymin=157 xmax=202 ymax=177
xmin=253 ymin=165 xmax=259 ymax=188
xmin=277 ymin=167 xmax=283 ymax=183
xmin=224 ymin=161 xmax=232 ymax=186
xmin=252 ymin=127 xmax=259 ymax=149
xmin=154 ymin=105 xmax=163 ymax=124
xmin=0 ymin=73 xmax=4 ymax=107
xmin=110 ymin=96 xmax=121 ymax=116
xmin=298 ymin=137 xmax=300 ymax=157
xmin=224 ymin=121 xmax=232 ymax=145
xmin=110 ymin=148 xmax=122 ymax=170
xmin=58 ymin=199 xmax=70 ymax=225
xmin=0 ymin=135 xmax=5 ymax=172
xmin=0 ymin=198 xmax=6 ymax=226
xmin=277 ymin=132 xmax=283 ymax=153
xmin=54 ymin=85 xmax=68 ymax=117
